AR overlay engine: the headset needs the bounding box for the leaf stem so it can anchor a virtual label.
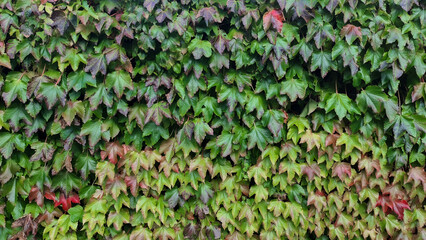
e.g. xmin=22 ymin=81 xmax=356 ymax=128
xmin=55 ymin=72 xmax=64 ymax=86
xmin=18 ymin=71 xmax=26 ymax=81
xmin=41 ymin=65 xmax=46 ymax=77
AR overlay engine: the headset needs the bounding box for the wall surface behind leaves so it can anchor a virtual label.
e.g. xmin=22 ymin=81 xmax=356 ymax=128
xmin=0 ymin=0 xmax=425 ymax=239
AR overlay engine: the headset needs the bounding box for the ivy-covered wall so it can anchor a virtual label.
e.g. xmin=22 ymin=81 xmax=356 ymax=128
xmin=0 ymin=0 xmax=425 ymax=239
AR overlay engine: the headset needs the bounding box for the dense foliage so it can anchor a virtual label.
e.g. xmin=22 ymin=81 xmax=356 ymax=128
xmin=0 ymin=0 xmax=425 ymax=239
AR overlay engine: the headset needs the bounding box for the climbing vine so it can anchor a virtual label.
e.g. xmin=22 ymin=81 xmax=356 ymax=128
xmin=0 ymin=0 xmax=425 ymax=239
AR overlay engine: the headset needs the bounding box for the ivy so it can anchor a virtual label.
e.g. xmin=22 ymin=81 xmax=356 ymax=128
xmin=0 ymin=0 xmax=425 ymax=239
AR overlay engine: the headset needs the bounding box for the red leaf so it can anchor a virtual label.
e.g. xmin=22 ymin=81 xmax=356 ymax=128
xmin=263 ymin=10 xmax=284 ymax=33
xmin=332 ymin=162 xmax=352 ymax=181
xmin=58 ymin=194 xmax=71 ymax=211
xmin=376 ymin=193 xmax=410 ymax=220
xmin=54 ymin=195 xmax=63 ymax=208
xmin=51 ymin=192 xmax=80 ymax=212
xmin=44 ymin=189 xmax=56 ymax=201
xmin=68 ymin=193 xmax=80 ymax=204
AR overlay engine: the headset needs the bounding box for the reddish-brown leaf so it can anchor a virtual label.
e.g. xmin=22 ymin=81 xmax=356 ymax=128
xmin=101 ymin=142 xmax=125 ymax=164
xmin=263 ymin=10 xmax=284 ymax=33
xmin=214 ymin=35 xmax=229 ymax=55
xmin=332 ymin=162 xmax=352 ymax=181
xmin=11 ymin=215 xmax=39 ymax=236
xmin=325 ymin=133 xmax=339 ymax=147
xmin=29 ymin=186 xmax=44 ymax=207
xmin=340 ymin=24 xmax=362 ymax=42
xmin=358 ymin=156 xmax=381 ymax=177
xmin=124 ymin=175 xmax=139 ymax=197
xmin=34 ymin=210 xmax=61 ymax=225
xmin=9 ymin=231 xmax=26 ymax=240
xmin=301 ymin=164 xmax=321 ymax=181
xmin=376 ymin=193 xmax=410 ymax=220
xmin=196 ymin=7 xmax=222 ymax=25
xmin=406 ymin=167 xmax=426 ymax=191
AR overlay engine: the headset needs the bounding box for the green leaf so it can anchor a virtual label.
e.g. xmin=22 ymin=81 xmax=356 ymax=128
xmin=0 ymin=13 xmax=18 ymax=32
xmin=95 ymin=161 xmax=115 ymax=185
xmin=188 ymin=38 xmax=212 ymax=59
xmin=412 ymin=53 xmax=426 ymax=77
xmin=311 ymin=51 xmax=335 ymax=78
xmin=249 ymin=185 xmax=268 ymax=203
xmin=60 ymin=49 xmax=87 ymax=72
xmin=194 ymin=96 xmax=222 ymax=122
xmin=193 ymin=118 xmax=213 ymax=145
xmin=356 ymin=86 xmax=388 ymax=113
xmin=61 ymin=100 xmax=85 ymax=126
xmin=107 ymin=210 xmax=130 ymax=231
xmin=68 ymin=206 xmax=83 ymax=222
xmin=279 ymin=160 xmax=301 ymax=182
xmin=30 ymin=141 xmax=55 ymax=162
xmin=142 ymin=122 xmax=170 ymax=145
xmin=52 ymin=172 xmax=81 ymax=193
xmin=280 ymin=78 xmax=308 ymax=102
xmin=67 ymin=71 xmax=96 ymax=91
xmin=0 ymin=54 xmax=12 ymax=69
xmin=2 ymin=72 xmax=30 ymax=107
xmin=325 ymin=93 xmax=360 ymax=120
xmin=247 ymin=122 xmax=272 ymax=151
xmin=0 ymin=132 xmax=25 ymax=158
xmin=144 ymin=101 xmax=172 ymax=125
xmin=86 ymin=83 xmax=113 ymax=109
xmin=262 ymin=110 xmax=285 ymax=138
xmin=245 ymin=92 xmax=266 ymax=119
xmin=36 ymin=82 xmax=66 ymax=110
xmin=105 ymin=70 xmax=133 ymax=98
xmin=382 ymin=215 xmax=400 ymax=236
xmin=387 ymin=114 xmax=417 ymax=138
xmin=218 ymin=85 xmax=246 ymax=112
xmin=3 ymin=104 xmax=31 ymax=131
xmin=217 ymin=132 xmax=234 ymax=157
xmin=364 ymin=48 xmax=383 ymax=71
xmin=224 ymin=70 xmax=252 ymax=92
xmin=75 ymin=155 xmax=97 ymax=179
xmin=247 ymin=163 xmax=268 ymax=185
xmin=80 ymin=120 xmax=102 ymax=147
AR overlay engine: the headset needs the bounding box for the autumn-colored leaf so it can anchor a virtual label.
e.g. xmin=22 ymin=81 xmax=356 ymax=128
xmin=11 ymin=215 xmax=38 ymax=236
xmin=28 ymin=186 xmax=44 ymax=207
xmin=341 ymin=24 xmax=362 ymax=44
xmin=332 ymin=162 xmax=352 ymax=181
xmin=406 ymin=167 xmax=426 ymax=191
xmin=301 ymin=164 xmax=321 ymax=181
xmin=376 ymin=193 xmax=410 ymax=220
xmin=263 ymin=9 xmax=284 ymax=32
xmin=101 ymin=142 xmax=125 ymax=164
xmin=54 ymin=192 xmax=80 ymax=211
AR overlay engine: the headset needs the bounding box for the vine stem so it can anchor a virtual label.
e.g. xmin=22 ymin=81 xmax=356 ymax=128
xmin=397 ymin=90 xmax=401 ymax=108
xmin=335 ymin=78 xmax=338 ymax=93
